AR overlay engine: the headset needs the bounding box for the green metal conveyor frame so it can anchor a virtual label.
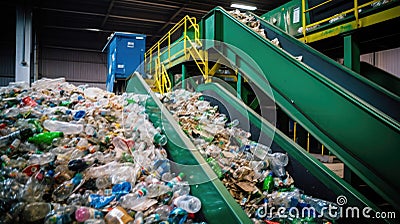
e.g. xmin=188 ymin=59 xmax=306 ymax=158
xmin=199 ymin=7 xmax=400 ymax=210
xmin=125 ymin=73 xmax=390 ymax=223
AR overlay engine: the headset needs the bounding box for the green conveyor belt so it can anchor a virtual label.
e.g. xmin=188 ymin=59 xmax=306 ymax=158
xmin=196 ymin=82 xmax=390 ymax=223
xmin=199 ymin=7 xmax=400 ymax=210
xmin=360 ymin=61 xmax=400 ymax=97
xmin=125 ymin=74 xmax=390 ymax=223
xmin=125 ymin=73 xmax=252 ymax=224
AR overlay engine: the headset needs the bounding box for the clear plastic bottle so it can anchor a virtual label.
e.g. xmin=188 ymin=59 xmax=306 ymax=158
xmin=226 ymin=119 xmax=239 ymax=128
xmin=44 ymin=205 xmax=76 ymax=224
xmin=133 ymin=211 xmax=144 ymax=224
xmin=249 ymin=161 xmax=269 ymax=182
xmin=76 ymin=138 xmax=89 ymax=150
xmin=268 ymin=152 xmax=289 ymax=177
xmin=173 ymin=195 xmax=202 ymax=213
xmin=23 ymin=202 xmax=52 ymax=222
xmin=144 ymin=206 xmax=170 ymax=224
xmin=172 ymin=181 xmax=191 ymax=197
xmin=96 ymin=176 xmax=112 ymax=189
xmin=152 ymin=159 xmax=170 ymax=178
xmin=166 ymin=173 xmax=185 ymax=188
xmin=28 ymin=152 xmax=56 ymax=165
xmin=52 ymin=173 xmax=84 ymax=202
xmin=75 ymin=206 xmax=103 ymax=222
xmin=85 ymin=125 xmax=97 ymax=137
xmin=267 ymin=188 xmax=301 ymax=208
xmin=249 ymin=141 xmax=272 ymax=160
xmin=119 ymin=193 xmax=145 ymax=209
xmin=43 ymin=120 xmax=84 ymax=135
xmin=112 ymin=136 xmax=131 ymax=159
xmin=0 ymin=128 xmax=33 ymax=148
xmin=145 ymin=183 xmax=172 ymax=198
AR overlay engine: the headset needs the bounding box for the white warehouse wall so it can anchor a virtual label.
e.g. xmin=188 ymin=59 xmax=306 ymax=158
xmin=39 ymin=47 xmax=107 ymax=89
xmin=361 ymin=47 xmax=400 ymax=78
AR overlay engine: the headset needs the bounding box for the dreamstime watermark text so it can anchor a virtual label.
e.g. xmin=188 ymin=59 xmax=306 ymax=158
xmin=256 ymin=195 xmax=396 ymax=220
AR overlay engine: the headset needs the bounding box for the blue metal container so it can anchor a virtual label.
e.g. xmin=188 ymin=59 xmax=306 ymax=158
xmin=103 ymin=32 xmax=146 ymax=92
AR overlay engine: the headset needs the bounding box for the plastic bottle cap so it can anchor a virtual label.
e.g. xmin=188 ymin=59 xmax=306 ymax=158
xmin=73 ymin=110 xmax=86 ymax=121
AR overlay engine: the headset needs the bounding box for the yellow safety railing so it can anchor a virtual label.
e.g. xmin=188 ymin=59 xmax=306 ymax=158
xmin=153 ymin=57 xmax=171 ymax=94
xmin=144 ymin=15 xmax=209 ymax=94
xmin=301 ymin=0 xmax=382 ymax=40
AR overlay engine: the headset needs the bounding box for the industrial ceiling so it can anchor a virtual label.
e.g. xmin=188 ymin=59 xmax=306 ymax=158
xmin=3 ymin=0 xmax=290 ymax=52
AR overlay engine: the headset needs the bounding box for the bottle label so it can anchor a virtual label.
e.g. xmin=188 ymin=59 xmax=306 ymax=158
xmin=106 ymin=207 xmax=133 ymax=224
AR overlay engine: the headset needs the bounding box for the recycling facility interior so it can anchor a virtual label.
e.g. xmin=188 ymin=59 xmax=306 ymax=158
xmin=0 ymin=0 xmax=400 ymax=224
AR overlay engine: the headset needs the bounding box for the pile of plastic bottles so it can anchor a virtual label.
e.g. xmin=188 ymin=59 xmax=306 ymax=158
xmin=161 ymin=89 xmax=339 ymax=224
xmin=0 ymin=78 xmax=203 ymax=224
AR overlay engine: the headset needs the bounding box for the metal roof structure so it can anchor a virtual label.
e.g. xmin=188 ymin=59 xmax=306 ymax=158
xmin=4 ymin=0 xmax=289 ymax=52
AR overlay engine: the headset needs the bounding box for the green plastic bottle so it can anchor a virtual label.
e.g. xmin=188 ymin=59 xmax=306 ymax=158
xmin=262 ymin=172 xmax=274 ymax=193
xmin=28 ymin=132 xmax=64 ymax=145
xmin=28 ymin=119 xmax=43 ymax=133
xmin=206 ymin=157 xmax=223 ymax=179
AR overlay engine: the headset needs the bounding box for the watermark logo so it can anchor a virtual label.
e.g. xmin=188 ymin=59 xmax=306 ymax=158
xmin=336 ymin=195 xmax=347 ymax=206
xmin=255 ymin=195 xmax=396 ymax=220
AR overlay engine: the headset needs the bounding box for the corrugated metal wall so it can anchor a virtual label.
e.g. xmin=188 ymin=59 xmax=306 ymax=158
xmin=361 ymin=47 xmax=400 ymax=78
xmin=0 ymin=43 xmax=15 ymax=86
xmin=39 ymin=47 xmax=107 ymax=89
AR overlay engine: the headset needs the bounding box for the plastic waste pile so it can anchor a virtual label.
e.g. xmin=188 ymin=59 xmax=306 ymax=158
xmin=161 ymin=89 xmax=340 ymax=223
xmin=0 ymin=78 xmax=203 ymax=224
xmin=229 ymin=10 xmax=280 ymax=47
xmin=228 ymin=10 xmax=305 ymax=62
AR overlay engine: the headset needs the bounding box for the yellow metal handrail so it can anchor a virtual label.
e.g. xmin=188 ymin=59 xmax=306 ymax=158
xmin=153 ymin=58 xmax=171 ymax=95
xmin=301 ymin=0 xmax=381 ymax=39
xmin=144 ymin=15 xmax=208 ymax=93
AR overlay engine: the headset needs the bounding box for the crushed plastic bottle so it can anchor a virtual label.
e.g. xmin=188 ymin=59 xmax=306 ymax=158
xmin=43 ymin=120 xmax=83 ymax=135
xmin=23 ymin=202 xmax=52 ymax=222
xmin=52 ymin=173 xmax=84 ymax=202
xmin=268 ymin=152 xmax=289 ymax=177
xmin=173 ymin=195 xmax=202 ymax=213
xmin=0 ymin=128 xmax=33 ymax=148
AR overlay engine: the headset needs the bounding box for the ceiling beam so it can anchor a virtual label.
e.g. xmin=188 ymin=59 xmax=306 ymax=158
xmin=101 ymin=0 xmax=116 ymax=27
xmin=157 ymin=6 xmax=186 ymax=34
xmin=42 ymin=25 xmax=160 ymax=37
xmin=149 ymin=6 xmax=186 ymax=44
xmin=39 ymin=7 xmax=105 ymax=17
xmin=109 ymin=14 xmax=170 ymax=24
xmin=120 ymin=0 xmax=180 ymax=9
xmin=39 ymin=7 xmax=171 ymax=24
xmin=42 ymin=45 xmax=104 ymax=53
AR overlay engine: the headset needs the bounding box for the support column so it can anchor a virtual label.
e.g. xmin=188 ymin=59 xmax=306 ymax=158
xmin=15 ymin=1 xmax=32 ymax=84
xmin=343 ymin=35 xmax=360 ymax=73
xmin=33 ymin=32 xmax=39 ymax=82
xmin=181 ymin=63 xmax=186 ymax=89
xmin=296 ymin=125 xmax=308 ymax=149
xmin=277 ymin=108 xmax=290 ymax=136
xmin=343 ymin=35 xmax=358 ymax=184
xmin=236 ymin=72 xmax=242 ymax=99
xmin=168 ymin=70 xmax=174 ymax=88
